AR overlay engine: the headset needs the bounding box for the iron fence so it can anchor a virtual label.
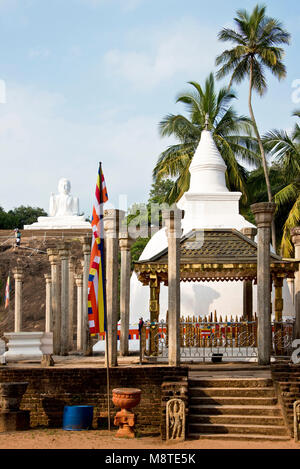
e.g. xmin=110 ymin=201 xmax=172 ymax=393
xmin=139 ymin=319 xmax=295 ymax=362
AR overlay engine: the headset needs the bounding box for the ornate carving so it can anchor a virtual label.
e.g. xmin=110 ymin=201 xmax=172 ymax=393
xmin=294 ymin=400 xmax=300 ymax=442
xmin=166 ymin=398 xmax=185 ymax=441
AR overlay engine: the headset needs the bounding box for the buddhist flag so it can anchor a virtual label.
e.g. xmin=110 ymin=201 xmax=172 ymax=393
xmin=88 ymin=163 xmax=108 ymax=335
xmin=4 ymin=276 xmax=10 ymax=309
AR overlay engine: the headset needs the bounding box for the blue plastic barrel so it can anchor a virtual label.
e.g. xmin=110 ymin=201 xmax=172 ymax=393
xmin=62 ymin=405 xmax=94 ymax=431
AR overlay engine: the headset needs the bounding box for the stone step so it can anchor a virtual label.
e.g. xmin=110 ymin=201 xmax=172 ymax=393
xmin=188 ymin=433 xmax=291 ymax=442
xmin=189 ymin=378 xmax=273 ymax=388
xmin=188 ymin=423 xmax=287 ymax=436
xmin=189 ymin=414 xmax=285 ymax=426
xmin=189 ymin=387 xmax=275 ymax=398
xmin=189 ymin=404 xmax=282 ymax=416
xmin=190 ymin=396 xmax=278 ymax=406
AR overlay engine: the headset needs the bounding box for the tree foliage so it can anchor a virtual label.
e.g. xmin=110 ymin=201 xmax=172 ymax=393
xmin=0 ymin=205 xmax=47 ymax=230
xmin=153 ymin=73 xmax=258 ymax=205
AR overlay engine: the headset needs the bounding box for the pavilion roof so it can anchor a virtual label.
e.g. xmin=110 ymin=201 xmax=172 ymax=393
xmin=134 ymin=229 xmax=298 ymax=285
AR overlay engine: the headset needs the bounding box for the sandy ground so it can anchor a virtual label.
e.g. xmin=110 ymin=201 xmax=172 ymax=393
xmin=0 ymin=429 xmax=299 ymax=450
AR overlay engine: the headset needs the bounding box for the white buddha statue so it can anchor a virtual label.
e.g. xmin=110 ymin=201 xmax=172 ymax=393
xmin=24 ymin=177 xmax=91 ymax=230
xmin=49 ymin=178 xmax=79 ymax=217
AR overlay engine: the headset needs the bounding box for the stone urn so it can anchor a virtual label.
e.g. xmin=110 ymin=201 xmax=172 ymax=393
xmin=112 ymin=388 xmax=141 ymax=438
xmin=0 ymin=382 xmax=28 ymax=411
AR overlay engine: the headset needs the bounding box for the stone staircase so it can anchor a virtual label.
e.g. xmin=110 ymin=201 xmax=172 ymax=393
xmin=188 ymin=376 xmax=290 ymax=441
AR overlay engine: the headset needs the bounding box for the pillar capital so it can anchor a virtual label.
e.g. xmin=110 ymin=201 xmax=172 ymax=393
xmin=241 ymin=227 xmax=257 ymax=240
xmin=119 ymin=233 xmax=134 ymax=251
xmin=58 ymin=243 xmax=70 ymax=260
xmin=251 ymin=202 xmax=276 ymax=228
xmin=104 ymin=209 xmax=125 ymax=238
xmin=44 ymin=273 xmax=52 ymax=283
xmin=291 ymin=227 xmax=300 ymax=248
xmin=74 ymin=273 xmax=83 ymax=287
xmin=162 ymin=205 xmax=184 ymax=238
xmin=47 ymin=248 xmax=60 ymax=264
xmin=81 ymin=235 xmax=92 ymax=254
xmin=12 ymin=267 xmax=23 ymax=280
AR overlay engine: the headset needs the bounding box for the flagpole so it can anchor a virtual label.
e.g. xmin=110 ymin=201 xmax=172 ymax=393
xmin=105 ymin=325 xmax=111 ymax=431
xmin=100 ymin=161 xmax=111 ymax=432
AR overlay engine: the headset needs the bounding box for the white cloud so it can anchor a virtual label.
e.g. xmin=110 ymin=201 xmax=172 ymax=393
xmin=104 ymin=18 xmax=222 ymax=89
xmin=0 ymin=83 xmax=169 ymax=216
xmin=28 ymin=47 xmax=51 ymax=59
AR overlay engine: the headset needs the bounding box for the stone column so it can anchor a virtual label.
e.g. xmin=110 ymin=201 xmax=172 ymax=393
xmin=119 ymin=233 xmax=134 ymax=356
xmin=162 ymin=206 xmax=184 ymax=367
xmin=104 ymin=209 xmax=125 ymax=367
xmin=251 ymin=202 xmax=276 ymax=365
xmin=47 ymin=247 xmax=61 ymax=355
xmin=58 ymin=242 xmax=70 ymax=356
xmin=68 ymin=256 xmax=76 ymax=351
xmin=291 ymin=227 xmax=300 ymax=338
xmin=12 ymin=267 xmax=23 ymax=333
xmin=274 ymin=276 xmax=284 ymax=322
xmin=75 ymin=273 xmax=83 ymax=352
xmin=81 ymin=236 xmax=92 ymax=355
xmin=241 ymin=227 xmax=257 ymax=320
xmin=44 ymin=273 xmax=52 ymax=333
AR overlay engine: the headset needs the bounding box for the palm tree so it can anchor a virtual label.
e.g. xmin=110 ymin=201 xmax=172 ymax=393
xmin=263 ymin=111 xmax=300 ymax=256
xmin=215 ymin=3 xmax=290 ymax=249
xmin=153 ymin=73 xmax=258 ymax=204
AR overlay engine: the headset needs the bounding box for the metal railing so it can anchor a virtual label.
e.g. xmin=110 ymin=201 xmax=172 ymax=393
xmin=139 ymin=319 xmax=295 ymax=362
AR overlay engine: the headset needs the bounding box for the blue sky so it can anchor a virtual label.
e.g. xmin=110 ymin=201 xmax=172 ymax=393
xmin=0 ymin=0 xmax=299 ymax=217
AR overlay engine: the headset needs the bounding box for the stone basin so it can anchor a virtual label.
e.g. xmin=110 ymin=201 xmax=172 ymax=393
xmin=112 ymin=388 xmax=141 ymax=410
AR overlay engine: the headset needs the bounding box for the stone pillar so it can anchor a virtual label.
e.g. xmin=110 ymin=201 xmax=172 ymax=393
xmin=81 ymin=236 xmax=92 ymax=355
xmin=119 ymin=233 xmax=134 ymax=356
xmin=104 ymin=209 xmax=125 ymax=367
xmin=75 ymin=273 xmax=83 ymax=352
xmin=58 ymin=242 xmax=70 ymax=356
xmin=12 ymin=268 xmax=23 ymax=333
xmin=274 ymin=276 xmax=284 ymax=322
xmin=162 ymin=206 xmax=184 ymax=367
xmin=68 ymin=256 xmax=76 ymax=351
xmin=251 ymin=202 xmax=276 ymax=365
xmin=47 ymin=248 xmax=61 ymax=355
xmin=241 ymin=227 xmax=257 ymax=320
xmin=291 ymin=227 xmax=300 ymax=339
xmin=44 ymin=273 xmax=52 ymax=333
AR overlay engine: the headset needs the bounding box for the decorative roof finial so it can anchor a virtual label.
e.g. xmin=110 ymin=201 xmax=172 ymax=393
xmin=204 ymin=113 xmax=209 ymax=131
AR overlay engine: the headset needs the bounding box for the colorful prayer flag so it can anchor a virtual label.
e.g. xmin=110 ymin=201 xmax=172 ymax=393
xmin=4 ymin=276 xmax=10 ymax=309
xmin=87 ymin=163 xmax=108 ymax=335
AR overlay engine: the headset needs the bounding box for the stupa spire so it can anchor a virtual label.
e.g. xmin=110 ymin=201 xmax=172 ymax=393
xmin=188 ymin=128 xmax=228 ymax=193
xmin=204 ymin=113 xmax=209 ymax=131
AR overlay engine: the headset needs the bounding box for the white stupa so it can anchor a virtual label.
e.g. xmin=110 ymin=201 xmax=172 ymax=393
xmin=129 ymin=129 xmax=294 ymax=323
